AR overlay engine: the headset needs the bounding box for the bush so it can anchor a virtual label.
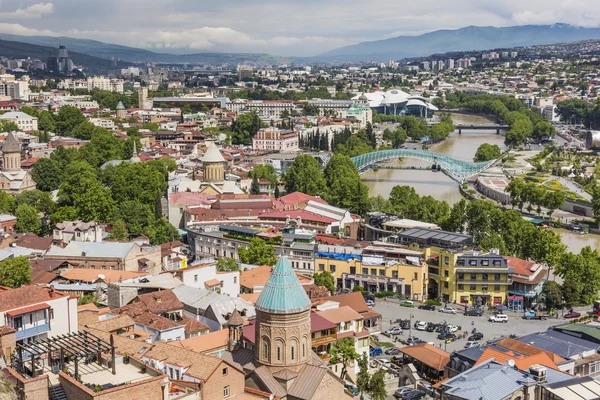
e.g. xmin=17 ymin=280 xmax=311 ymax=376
xmin=425 ymin=299 xmax=441 ymax=306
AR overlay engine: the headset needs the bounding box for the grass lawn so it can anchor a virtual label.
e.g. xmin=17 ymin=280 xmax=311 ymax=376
xmin=370 ymin=338 xmax=394 ymax=348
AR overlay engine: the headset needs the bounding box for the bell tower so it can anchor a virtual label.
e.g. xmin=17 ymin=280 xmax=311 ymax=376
xmin=2 ymin=132 xmax=22 ymax=172
xmin=226 ymin=308 xmax=244 ymax=352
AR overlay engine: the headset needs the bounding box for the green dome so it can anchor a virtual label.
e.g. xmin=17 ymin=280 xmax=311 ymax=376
xmin=116 ymin=101 xmax=125 ymax=110
xmin=255 ymin=256 xmax=311 ymax=315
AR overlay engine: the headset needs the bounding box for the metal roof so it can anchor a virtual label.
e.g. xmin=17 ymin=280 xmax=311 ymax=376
xmin=517 ymin=330 xmax=599 ymax=359
xmin=255 ymin=256 xmax=311 ymax=315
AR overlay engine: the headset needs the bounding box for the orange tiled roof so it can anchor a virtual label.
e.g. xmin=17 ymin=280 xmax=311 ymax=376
xmin=171 ymin=329 xmax=229 ymax=354
xmin=399 ymin=344 xmax=450 ymax=371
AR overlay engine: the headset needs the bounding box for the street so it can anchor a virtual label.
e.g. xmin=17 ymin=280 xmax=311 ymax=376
xmin=370 ymin=300 xmax=565 ymax=354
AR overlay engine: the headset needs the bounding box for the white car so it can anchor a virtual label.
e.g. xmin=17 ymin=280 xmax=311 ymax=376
xmin=366 ymin=300 xmax=375 ymax=308
xmin=379 ymin=358 xmax=391 ymax=367
xmin=464 ymin=341 xmax=481 ymax=349
xmin=447 ymin=325 xmax=459 ymax=333
xmin=386 ymin=326 xmax=403 ymax=335
xmin=439 ymin=307 xmax=457 ymax=314
xmin=488 ymin=314 xmax=508 ymax=323
xmin=415 ymin=321 xmax=428 ymax=331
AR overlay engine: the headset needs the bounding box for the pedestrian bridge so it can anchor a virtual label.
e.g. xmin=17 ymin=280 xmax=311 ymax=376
xmin=321 ymin=149 xmax=497 ymax=182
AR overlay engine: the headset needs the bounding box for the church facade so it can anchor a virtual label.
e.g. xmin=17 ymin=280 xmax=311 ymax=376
xmin=0 ymin=132 xmax=36 ymax=194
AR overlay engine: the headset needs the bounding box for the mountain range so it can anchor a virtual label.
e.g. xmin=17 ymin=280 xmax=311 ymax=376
xmin=0 ymin=33 xmax=291 ymax=65
xmin=3 ymin=24 xmax=600 ymax=66
xmin=320 ymin=24 xmax=600 ymax=62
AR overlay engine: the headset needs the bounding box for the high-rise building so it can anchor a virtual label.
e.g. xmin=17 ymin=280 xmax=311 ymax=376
xmin=438 ymin=60 xmax=445 ymax=70
xmin=447 ymin=59 xmax=455 ymax=69
xmin=238 ymin=66 xmax=253 ymax=81
xmin=47 ymin=45 xmax=73 ymax=74
xmin=422 ymin=61 xmax=430 ymax=71
xmin=138 ymin=87 xmax=149 ymax=110
xmin=58 ymin=45 xmax=68 ymax=58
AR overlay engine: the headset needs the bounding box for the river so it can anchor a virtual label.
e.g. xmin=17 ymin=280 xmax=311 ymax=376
xmin=363 ymin=113 xmax=598 ymax=254
xmin=364 ymin=113 xmax=506 ymax=204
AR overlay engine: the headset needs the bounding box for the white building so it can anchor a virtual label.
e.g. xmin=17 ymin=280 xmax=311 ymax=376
xmin=0 ymin=111 xmax=38 ymax=131
xmin=89 ymin=118 xmax=115 ymax=129
xmin=168 ymin=261 xmax=240 ymax=298
xmin=53 ymin=220 xmax=104 ymax=244
xmin=0 ymin=285 xmax=78 ymax=345
xmin=0 ymin=75 xmax=30 ymax=101
xmin=343 ymin=104 xmax=373 ymax=128
xmin=543 ymin=105 xmax=561 ymax=123
xmin=87 ymin=76 xmax=125 ymax=93
xmin=252 ymin=127 xmax=299 ymax=152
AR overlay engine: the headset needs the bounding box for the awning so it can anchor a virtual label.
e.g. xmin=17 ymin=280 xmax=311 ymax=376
xmin=508 ymin=295 xmax=524 ymax=301
xmin=6 ymin=303 xmax=50 ymax=317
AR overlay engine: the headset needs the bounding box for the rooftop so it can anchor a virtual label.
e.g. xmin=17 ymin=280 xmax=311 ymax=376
xmin=399 ymin=343 xmax=450 ymax=371
xmin=255 ymin=256 xmax=312 ymax=315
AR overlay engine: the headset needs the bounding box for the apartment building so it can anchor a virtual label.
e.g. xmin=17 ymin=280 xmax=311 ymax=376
xmin=0 ymin=112 xmax=38 ymax=131
xmin=86 ymin=76 xmax=125 ymax=93
xmin=252 ymin=127 xmax=299 ymax=152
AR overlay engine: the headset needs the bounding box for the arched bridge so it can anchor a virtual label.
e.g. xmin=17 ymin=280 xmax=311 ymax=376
xmin=321 ymin=149 xmax=497 ymax=182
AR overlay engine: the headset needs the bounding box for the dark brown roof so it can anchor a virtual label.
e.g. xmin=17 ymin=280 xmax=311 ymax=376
xmin=327 ymin=292 xmax=369 ymax=314
xmin=2 ymin=132 xmax=21 ymax=153
xmin=131 ymin=289 xmax=183 ymax=314
xmin=227 ymin=308 xmax=244 ymax=327
xmin=15 ymin=233 xmax=53 ymax=251
xmin=0 ymin=285 xmax=68 ymax=312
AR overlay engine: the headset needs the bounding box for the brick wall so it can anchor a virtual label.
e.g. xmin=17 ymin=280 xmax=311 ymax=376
xmin=202 ymin=362 xmax=245 ymax=400
xmin=59 ymin=371 xmax=166 ymax=400
xmin=3 ymin=366 xmax=49 ymax=400
xmin=0 ymin=329 xmax=16 ymax=359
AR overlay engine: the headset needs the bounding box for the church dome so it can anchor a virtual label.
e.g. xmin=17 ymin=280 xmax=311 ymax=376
xmin=255 ymin=256 xmax=311 ymax=315
xmin=201 ymin=141 xmax=226 ymax=163
xmin=2 ymin=132 xmax=21 ymax=154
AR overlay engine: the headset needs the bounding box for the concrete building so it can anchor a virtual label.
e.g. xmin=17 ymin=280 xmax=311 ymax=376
xmin=0 ymin=132 xmax=37 ymax=194
xmin=86 ymin=76 xmax=125 ymax=93
xmin=0 ymin=111 xmax=38 ymax=132
xmin=167 ymin=261 xmax=240 ymax=297
xmin=252 ymin=127 xmax=299 ymax=152
xmin=343 ymin=104 xmax=373 ymax=128
xmin=53 ymin=220 xmax=104 ymax=244
xmin=138 ymin=87 xmax=149 ymax=110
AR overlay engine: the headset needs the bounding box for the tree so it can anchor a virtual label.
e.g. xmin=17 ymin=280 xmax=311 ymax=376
xmin=474 ymin=143 xmax=502 ymax=162
xmin=532 ymin=121 xmax=556 ymax=139
xmin=505 ymin=117 xmax=533 ymax=145
xmin=231 ymin=112 xmax=262 ymax=144
xmin=54 ymin=105 xmax=86 ymax=134
xmin=542 ymin=280 xmax=562 ymax=309
xmin=356 ymin=353 xmax=370 ymax=400
xmin=313 ymin=271 xmax=335 ymax=294
xmin=238 ymin=238 xmax=277 ymax=265
xmin=592 ymin=186 xmax=600 ymax=219
xmin=247 ymin=164 xmax=277 ymax=187
xmin=0 ymin=191 xmax=15 ymax=214
xmin=329 ymin=337 xmax=359 ymax=380
xmin=367 ymin=369 xmax=387 ymax=400
xmin=71 ymin=121 xmax=100 ymax=140
xmin=15 ymin=204 xmax=42 ymax=235
xmin=38 ymin=110 xmax=56 ymax=132
xmin=284 ymin=155 xmax=326 ymax=195
xmin=323 ymin=154 xmax=370 ymax=214
xmin=216 ymin=258 xmax=240 ymax=272
xmin=302 ymin=103 xmax=320 ymax=116
xmin=108 ymin=220 xmax=129 ymax=241
xmin=0 ymin=256 xmax=31 ymax=288
xmin=0 ymin=121 xmax=19 ymax=132
xmin=250 ymin=175 xmax=261 ymax=194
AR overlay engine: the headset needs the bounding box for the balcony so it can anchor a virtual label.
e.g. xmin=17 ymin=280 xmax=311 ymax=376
xmin=15 ymin=322 xmax=50 ymax=340
xmin=456 ymin=279 xmax=512 ymax=285
xmin=342 ymin=273 xmax=403 ymax=285
xmin=428 ymin=267 xmax=439 ymax=276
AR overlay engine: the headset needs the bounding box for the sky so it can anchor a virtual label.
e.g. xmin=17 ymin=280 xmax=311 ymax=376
xmin=0 ymin=0 xmax=599 ymax=56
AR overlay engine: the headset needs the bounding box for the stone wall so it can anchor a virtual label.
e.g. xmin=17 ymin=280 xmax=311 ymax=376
xmin=58 ymin=371 xmax=165 ymax=400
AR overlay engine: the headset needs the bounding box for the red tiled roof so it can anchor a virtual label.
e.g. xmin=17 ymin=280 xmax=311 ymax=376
xmin=505 ymin=256 xmax=537 ymax=275
xmin=243 ymin=323 xmax=256 ymax=344
xmin=0 ymin=286 xmax=68 ymax=312
xmin=399 ymin=344 xmax=450 ymax=371
xmin=6 ymin=302 xmax=50 ymax=317
xmin=310 ymin=311 xmax=337 ymax=333
xmin=278 ymin=192 xmax=328 ymax=207
xmin=258 ymin=210 xmax=336 ymax=224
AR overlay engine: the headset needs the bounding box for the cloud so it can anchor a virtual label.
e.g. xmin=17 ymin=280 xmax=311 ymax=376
xmin=0 ymin=23 xmax=56 ymax=36
xmin=0 ymin=3 xmax=54 ymax=19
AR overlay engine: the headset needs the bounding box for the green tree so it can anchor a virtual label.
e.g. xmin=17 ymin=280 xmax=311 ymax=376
xmin=78 ymin=129 xmax=125 ymax=168
xmin=38 ymin=110 xmax=56 ymax=132
xmin=0 ymin=121 xmax=19 ymax=132
xmin=323 ymin=154 xmax=370 ymax=214
xmin=592 ymin=186 xmax=600 ymax=218
xmin=505 ymin=117 xmax=533 ymax=145
xmin=367 ymin=369 xmax=387 ymax=400
xmin=55 ymin=105 xmax=86 ymax=135
xmin=284 ymin=155 xmax=326 ymax=195
xmin=0 ymin=256 xmax=31 ymax=288
xmin=216 ymin=258 xmax=240 ymax=272
xmin=238 ymin=238 xmax=277 ymax=266
xmin=313 ymin=271 xmax=335 ymax=294
xmin=473 ymin=143 xmax=502 ymax=162
xmin=77 ymin=293 xmax=99 ymax=306
xmin=15 ymin=204 xmax=42 ymax=235
xmin=356 ymin=353 xmax=370 ymax=400
xmin=302 ymin=103 xmax=320 ymax=116
xmin=532 ymin=121 xmax=556 ymax=139
xmin=231 ymin=112 xmax=262 ymax=144
xmin=247 ymin=164 xmax=277 ymax=187
xmin=71 ymin=121 xmax=99 ymax=140
xmin=329 ymin=337 xmax=359 ymax=380
xmin=0 ymin=191 xmax=15 ymax=213
xmin=250 ymin=175 xmax=261 ymax=194
xmin=542 ymin=280 xmax=562 ymax=309
xmin=108 ymin=220 xmax=129 ymax=241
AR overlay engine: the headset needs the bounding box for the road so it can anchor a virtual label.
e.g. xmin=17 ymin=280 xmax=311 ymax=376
xmin=370 ymin=300 xmax=566 ymax=354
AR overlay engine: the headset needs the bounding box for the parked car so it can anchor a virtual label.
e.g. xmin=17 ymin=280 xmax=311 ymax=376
xmin=379 ymin=358 xmax=391 ymax=367
xmin=468 ymin=332 xmax=484 ymax=341
xmin=464 ymin=341 xmax=481 ymax=349
xmin=403 ymin=389 xmax=426 ymax=400
xmin=405 ymin=336 xmax=421 ymax=346
xmin=345 ymin=384 xmax=359 ymax=396
xmin=426 ymin=323 xmax=438 ymax=332
xmin=369 ymin=346 xmax=383 ymax=356
xmin=437 ymin=332 xmax=457 ymax=341
xmin=366 ymin=300 xmax=375 ymax=308
xmin=364 ymin=294 xmax=375 ymax=304
xmin=439 ymin=306 xmax=457 ymax=314
xmin=400 ymin=300 xmax=415 ymax=308
xmin=464 ymin=309 xmax=484 ymax=317
xmin=565 ymin=311 xmax=581 ymax=319
xmin=418 ymin=304 xmax=436 ymax=311
xmin=394 ymin=319 xmax=411 ymax=330
xmin=446 ymin=325 xmax=460 ymax=333
xmin=488 ymin=314 xmax=509 ymax=323
xmin=415 ymin=321 xmax=428 ymax=331
xmin=434 ymin=324 xmax=447 ymax=333
xmin=385 ymin=347 xmax=401 ymax=356
xmin=394 ymin=388 xmax=414 ymax=398
xmin=385 ymin=326 xmax=403 ymax=335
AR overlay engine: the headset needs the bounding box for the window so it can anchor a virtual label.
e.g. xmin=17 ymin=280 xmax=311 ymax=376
xmin=234 ymin=276 xmax=237 ymax=284
xmin=277 ymin=346 xmax=281 ymax=361
xmin=590 ymin=361 xmax=600 ymax=374
xmin=413 ymin=272 xmax=418 ymax=280
xmin=49 ymin=309 xmax=54 ymax=320
xmin=444 ymin=270 xmax=449 ymax=278
xmin=362 ymin=268 xmax=368 ymax=275
xmin=482 ymin=260 xmax=489 ymax=266
xmin=444 ymin=282 xmax=448 ymax=289
xmin=392 ymin=271 xmax=398 ymax=279
xmin=330 ymin=265 xmax=336 ymax=273
xmin=458 ymin=273 xmax=464 ymax=280
xmin=318 ymin=263 xmax=325 ymax=271
xmin=470 ymin=284 xmax=476 ymax=291
xmin=175 ymin=369 xmax=180 ymax=380
xmin=194 ymin=275 xmax=198 ymax=283
xmin=494 ymin=274 xmax=501 ymax=281
xmin=469 ymin=260 xmax=477 ymax=266
xmin=224 ymin=385 xmax=230 ymax=398
xmin=30 ymin=314 xmax=33 ymax=324
xmin=169 ymin=367 xmax=174 ymax=379
xmin=350 ymin=267 xmax=356 ymax=275
xmin=291 ymin=345 xmax=295 ymax=360
xmin=494 ymin=285 xmax=501 ymax=291
xmin=379 ymin=270 xmax=385 ymax=276
xmin=370 ymin=268 xmax=377 ymax=276
xmin=458 ymin=284 xmax=464 ymax=290
xmin=444 ymin=256 xmax=449 ymax=265
xmin=223 ymin=367 xmax=228 ymax=376
xmin=302 ymin=343 xmax=305 ymax=358
xmin=481 ymin=285 xmax=488 ymax=291
xmin=471 ymin=274 xmax=477 ymax=281
xmin=263 ymin=342 xmax=268 ymax=359
xmin=482 ymin=273 xmax=488 ymax=281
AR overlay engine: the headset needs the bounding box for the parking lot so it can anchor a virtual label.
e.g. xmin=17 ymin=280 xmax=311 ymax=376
xmin=371 ymin=300 xmax=565 ymax=354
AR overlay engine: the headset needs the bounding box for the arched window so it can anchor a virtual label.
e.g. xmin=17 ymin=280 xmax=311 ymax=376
xmin=277 ymin=345 xmax=281 ymax=361
xmin=291 ymin=345 xmax=295 ymax=360
xmin=263 ymin=342 xmax=268 ymax=359
xmin=302 ymin=343 xmax=306 ymax=358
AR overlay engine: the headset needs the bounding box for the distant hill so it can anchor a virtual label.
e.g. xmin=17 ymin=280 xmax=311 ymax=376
xmin=321 ymin=24 xmax=600 ymax=62
xmin=0 ymin=33 xmax=291 ymax=65
xmin=0 ymin=38 xmax=133 ymax=73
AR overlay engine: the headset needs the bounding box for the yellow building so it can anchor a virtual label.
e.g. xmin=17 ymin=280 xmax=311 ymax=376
xmin=316 ymin=244 xmax=428 ymax=301
xmin=432 ymin=250 xmax=511 ymax=307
